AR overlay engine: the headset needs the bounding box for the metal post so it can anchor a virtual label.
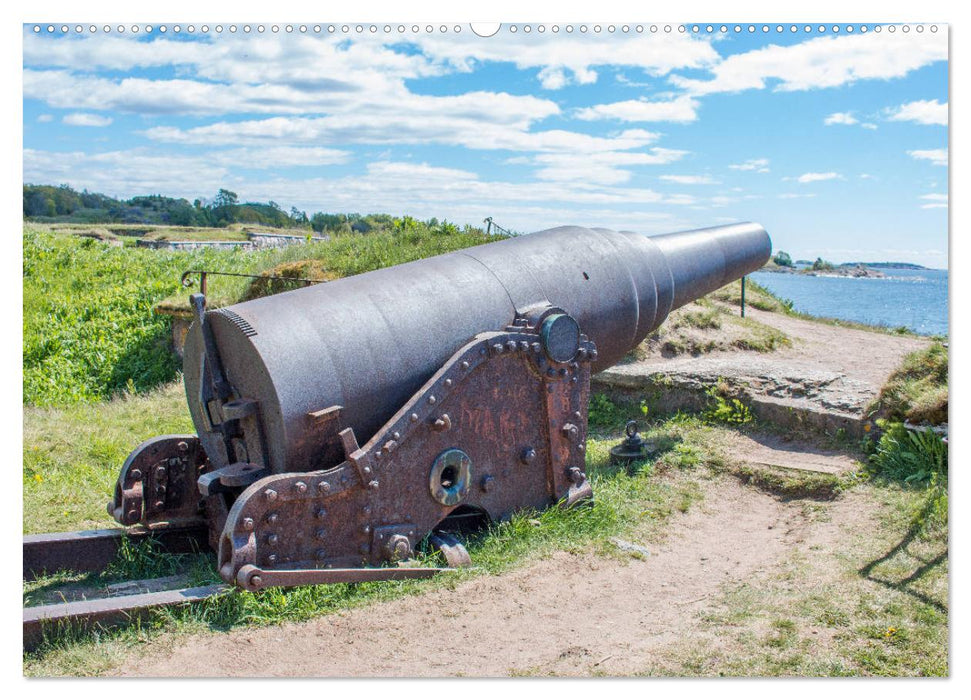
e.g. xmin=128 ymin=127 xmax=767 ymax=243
xmin=740 ymin=275 xmax=746 ymax=317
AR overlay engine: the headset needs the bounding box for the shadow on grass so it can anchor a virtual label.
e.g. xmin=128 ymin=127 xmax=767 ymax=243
xmin=858 ymin=496 xmax=948 ymax=613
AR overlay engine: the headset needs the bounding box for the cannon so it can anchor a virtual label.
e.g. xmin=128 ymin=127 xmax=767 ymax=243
xmin=108 ymin=223 xmax=770 ymax=590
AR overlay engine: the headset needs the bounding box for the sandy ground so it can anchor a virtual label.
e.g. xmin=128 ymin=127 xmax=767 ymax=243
xmin=119 ymin=466 xmax=868 ymax=678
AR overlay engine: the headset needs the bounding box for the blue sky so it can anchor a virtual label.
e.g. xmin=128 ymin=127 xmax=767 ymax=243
xmin=22 ymin=23 xmax=949 ymax=266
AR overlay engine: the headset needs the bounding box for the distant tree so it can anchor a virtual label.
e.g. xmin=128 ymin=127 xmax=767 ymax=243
xmin=772 ymin=250 xmax=794 ymax=267
xmin=214 ymin=189 xmax=239 ymax=208
xmin=812 ymin=257 xmax=835 ymax=271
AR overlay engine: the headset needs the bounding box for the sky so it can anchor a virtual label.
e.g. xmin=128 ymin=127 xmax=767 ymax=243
xmin=22 ymin=22 xmax=949 ymax=267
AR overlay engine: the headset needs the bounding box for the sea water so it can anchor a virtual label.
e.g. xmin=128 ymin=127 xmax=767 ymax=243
xmin=747 ymin=267 xmax=949 ymax=337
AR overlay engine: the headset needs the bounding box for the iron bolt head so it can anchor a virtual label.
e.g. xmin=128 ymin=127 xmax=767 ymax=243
xmin=242 ymin=517 xmax=254 ymax=531
xmin=492 ymin=343 xmax=504 ymax=354
xmin=387 ymin=535 xmax=411 ymax=560
xmin=481 ymin=475 xmax=496 ymax=492
xmin=129 ymin=469 xmax=142 ymax=481
xmin=267 ymin=512 xmax=279 ymax=524
xmin=506 ymin=340 xmax=518 ymax=352
xmin=393 ymin=431 xmax=401 ymax=440
xmin=410 ymin=413 xmax=419 ymax=422
xmin=316 ymin=528 xmax=327 ymax=540
xmin=444 ymin=378 xmax=452 ymax=387
xmin=532 ymin=342 xmax=542 ymax=353
xmin=428 ymin=395 xmax=437 ymax=405
xmin=295 ymin=481 xmax=307 ymax=493
xmin=177 ymin=441 xmax=188 ymax=451
xmin=267 ymin=533 xmax=279 ymax=545
xmin=461 ymin=361 xmax=470 ymax=370
xmin=265 ymin=488 xmax=278 ymax=501
xmin=315 ymin=507 xmax=327 ymax=519
xmin=250 ymin=575 xmax=262 ymax=588
xmin=521 ymin=447 xmax=537 ymax=464
xmin=368 ymin=480 xmax=380 ymax=490
xmin=319 ymin=481 xmax=331 ymax=493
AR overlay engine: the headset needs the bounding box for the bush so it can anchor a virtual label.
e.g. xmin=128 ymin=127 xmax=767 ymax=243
xmin=870 ymin=421 xmax=947 ymax=484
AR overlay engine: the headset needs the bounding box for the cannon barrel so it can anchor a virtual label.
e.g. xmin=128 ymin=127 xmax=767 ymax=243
xmin=184 ymin=222 xmax=770 ymax=475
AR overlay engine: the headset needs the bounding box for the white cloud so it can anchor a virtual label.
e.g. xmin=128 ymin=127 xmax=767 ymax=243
xmin=62 ymin=112 xmax=112 ymax=127
xmin=411 ymin=32 xmax=719 ymax=89
xmin=210 ymin=146 xmax=351 ymax=168
xmin=728 ymin=158 xmax=769 ymax=173
xmin=908 ymin=149 xmax=947 ymax=166
xmin=575 ymin=95 xmax=700 ymax=123
xmin=659 ymin=174 xmax=719 ymax=185
xmin=796 ymin=172 xmax=844 ymax=184
xmin=529 ymin=148 xmax=689 ymax=186
xmin=824 ymin=112 xmax=858 ymax=126
xmin=671 ymin=31 xmax=947 ymax=95
xmin=886 ymin=99 xmax=948 ymax=126
xmin=861 ymin=123 xmax=878 ymax=130
xmin=860 ymin=173 xmax=874 ymax=179
xmin=36 ymin=114 xmax=53 ymax=123
xmin=778 ymin=193 xmax=817 ymax=199
xmin=920 ymin=193 xmax=948 ymax=209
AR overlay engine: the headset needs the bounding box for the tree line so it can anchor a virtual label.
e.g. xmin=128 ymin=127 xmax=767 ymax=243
xmin=22 ymin=184 xmax=469 ymax=235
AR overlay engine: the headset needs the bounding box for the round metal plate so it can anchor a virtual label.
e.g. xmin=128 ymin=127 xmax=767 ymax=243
xmin=429 ymin=449 xmax=472 ymax=506
xmin=541 ymin=313 xmax=580 ymax=363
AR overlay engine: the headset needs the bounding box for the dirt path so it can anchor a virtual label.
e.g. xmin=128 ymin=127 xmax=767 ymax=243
xmin=121 ymin=476 xmax=827 ymax=678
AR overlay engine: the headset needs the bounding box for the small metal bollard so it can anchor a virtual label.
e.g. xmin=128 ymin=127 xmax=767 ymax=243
xmin=609 ymin=420 xmax=655 ymax=469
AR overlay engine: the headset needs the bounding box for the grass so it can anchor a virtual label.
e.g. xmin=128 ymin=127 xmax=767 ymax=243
xmin=23 ymin=381 xmax=193 ymax=533
xmin=632 ymin=296 xmax=791 ymax=359
xmin=24 ymin=223 xmax=502 ymax=406
xmin=867 ymin=342 xmax=948 ymax=425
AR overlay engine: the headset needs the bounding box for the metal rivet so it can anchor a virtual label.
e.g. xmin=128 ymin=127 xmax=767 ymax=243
xmin=519 ymin=341 xmax=529 ymax=351
xmin=393 ymin=431 xmax=401 ymax=440
xmin=242 ymin=517 xmax=254 ymax=531
xmin=129 ymin=469 xmax=142 ymax=481
xmin=375 ymin=450 xmax=383 ymax=459
xmin=428 ymin=395 xmax=437 ymax=405
xmin=316 ymin=528 xmax=327 ymax=539
xmin=318 ymin=481 xmax=331 ymax=493
xmin=267 ymin=533 xmax=279 ymax=545
xmin=521 ymin=447 xmax=536 ymax=464
xmin=362 ymin=505 xmax=371 ymax=514
xmin=410 ymin=413 xmax=419 ymax=422
xmin=560 ymin=367 xmax=569 ymax=376
xmin=265 ymin=488 xmax=278 ymax=501
xmin=315 ymin=507 xmax=327 ymax=519
xmin=578 ymin=443 xmax=586 ymax=453
xmin=444 ymin=379 xmax=452 ymax=387
xmin=506 ymin=340 xmax=517 ymax=352
xmin=295 ymin=481 xmax=307 ymax=493
xmin=177 ymin=441 xmax=188 ymax=451
xmin=362 ymin=524 xmax=371 ymax=534
xmin=316 ymin=549 xmax=327 ymax=560
xmin=368 ymin=480 xmax=380 ymax=490
xmin=267 ymin=555 xmax=278 ymax=565
xmin=154 ymin=499 xmax=165 ymax=508
xmin=126 ymin=510 xmax=138 ymax=521
xmin=363 ymin=466 xmax=372 ymax=475
xmin=492 ymin=343 xmax=504 ymax=354
xmin=532 ymin=342 xmax=542 ymax=353
xmin=461 ymin=361 xmax=470 ymax=370
xmin=267 ymin=512 xmax=279 ymax=524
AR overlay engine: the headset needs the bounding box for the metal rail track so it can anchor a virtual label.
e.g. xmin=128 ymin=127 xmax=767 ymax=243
xmin=23 ymin=523 xmax=223 ymax=651
xmin=23 ymin=524 xmax=453 ymax=650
